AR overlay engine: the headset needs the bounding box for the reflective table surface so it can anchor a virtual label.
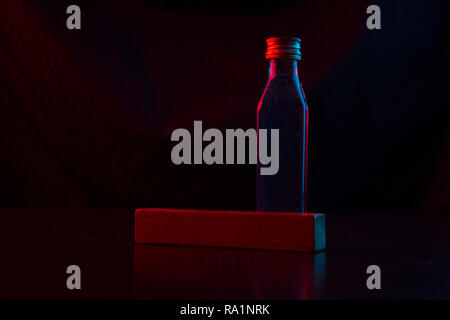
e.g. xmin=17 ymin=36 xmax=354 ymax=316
xmin=1 ymin=210 xmax=449 ymax=299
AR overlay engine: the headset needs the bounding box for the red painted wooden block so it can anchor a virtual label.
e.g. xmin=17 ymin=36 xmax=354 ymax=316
xmin=135 ymin=208 xmax=326 ymax=252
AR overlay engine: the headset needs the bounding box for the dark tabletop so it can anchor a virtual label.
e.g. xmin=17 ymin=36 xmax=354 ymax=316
xmin=1 ymin=209 xmax=449 ymax=299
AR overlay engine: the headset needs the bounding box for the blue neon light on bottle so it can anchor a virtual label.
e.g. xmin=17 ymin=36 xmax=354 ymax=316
xmin=257 ymin=37 xmax=309 ymax=213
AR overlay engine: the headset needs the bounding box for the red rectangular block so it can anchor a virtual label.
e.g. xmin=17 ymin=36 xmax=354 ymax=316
xmin=135 ymin=208 xmax=326 ymax=252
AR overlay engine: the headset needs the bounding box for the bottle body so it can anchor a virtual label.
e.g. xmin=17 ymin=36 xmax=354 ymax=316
xmin=257 ymin=59 xmax=308 ymax=212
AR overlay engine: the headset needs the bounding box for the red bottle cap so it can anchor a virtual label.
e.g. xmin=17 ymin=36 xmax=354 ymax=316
xmin=266 ymin=36 xmax=301 ymax=60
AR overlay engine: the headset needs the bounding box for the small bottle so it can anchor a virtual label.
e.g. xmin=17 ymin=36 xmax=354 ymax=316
xmin=257 ymin=37 xmax=309 ymax=213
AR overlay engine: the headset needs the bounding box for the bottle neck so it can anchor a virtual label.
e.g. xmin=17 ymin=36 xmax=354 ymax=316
xmin=268 ymin=59 xmax=299 ymax=80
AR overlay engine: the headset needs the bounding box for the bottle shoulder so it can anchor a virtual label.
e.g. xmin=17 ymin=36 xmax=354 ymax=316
xmin=258 ymin=76 xmax=308 ymax=110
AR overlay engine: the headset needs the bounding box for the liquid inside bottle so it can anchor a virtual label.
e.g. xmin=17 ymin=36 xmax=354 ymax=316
xmin=257 ymin=37 xmax=309 ymax=213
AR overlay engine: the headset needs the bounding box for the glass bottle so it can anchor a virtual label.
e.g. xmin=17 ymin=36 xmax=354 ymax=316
xmin=257 ymin=37 xmax=309 ymax=213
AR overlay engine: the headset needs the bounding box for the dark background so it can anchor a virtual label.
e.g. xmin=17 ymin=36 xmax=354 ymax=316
xmin=0 ymin=0 xmax=449 ymax=214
